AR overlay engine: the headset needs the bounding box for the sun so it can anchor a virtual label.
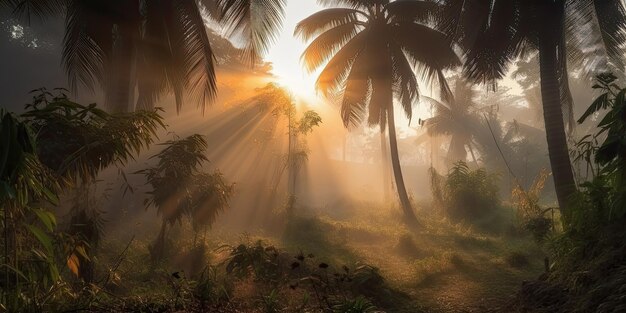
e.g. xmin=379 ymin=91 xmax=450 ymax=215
xmin=271 ymin=69 xmax=320 ymax=103
xmin=263 ymin=0 xmax=326 ymax=105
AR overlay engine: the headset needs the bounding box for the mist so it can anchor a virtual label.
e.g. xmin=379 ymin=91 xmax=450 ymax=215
xmin=1 ymin=1 xmax=625 ymax=312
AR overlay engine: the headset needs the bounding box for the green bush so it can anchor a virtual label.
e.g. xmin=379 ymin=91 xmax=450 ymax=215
xmin=432 ymin=162 xmax=501 ymax=223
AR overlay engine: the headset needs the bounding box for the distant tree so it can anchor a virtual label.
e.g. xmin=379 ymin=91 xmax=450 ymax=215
xmin=296 ymin=0 xmax=459 ymax=226
xmin=420 ymin=78 xmax=482 ymax=166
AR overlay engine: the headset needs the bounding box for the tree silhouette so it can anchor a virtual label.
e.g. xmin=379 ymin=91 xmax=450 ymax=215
xmin=296 ymin=0 xmax=459 ymax=226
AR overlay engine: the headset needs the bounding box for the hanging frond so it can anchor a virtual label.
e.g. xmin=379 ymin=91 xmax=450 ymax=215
xmin=294 ymin=7 xmax=363 ymax=41
xmin=300 ymin=21 xmax=362 ymax=72
xmin=210 ymin=0 xmax=286 ymax=64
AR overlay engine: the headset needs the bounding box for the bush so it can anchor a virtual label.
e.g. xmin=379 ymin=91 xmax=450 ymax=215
xmin=431 ymin=162 xmax=501 ymax=223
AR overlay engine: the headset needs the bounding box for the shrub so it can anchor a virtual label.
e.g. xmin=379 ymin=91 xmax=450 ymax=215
xmin=431 ymin=162 xmax=500 ymax=223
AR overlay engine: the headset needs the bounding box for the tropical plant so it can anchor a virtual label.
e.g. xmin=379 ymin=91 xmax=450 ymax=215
xmin=434 ymin=161 xmax=500 ymax=222
xmin=571 ymin=73 xmax=626 ymax=227
xmin=18 ymin=88 xmax=164 ymax=282
xmin=2 ymin=0 xmax=286 ymax=112
xmin=420 ymin=78 xmax=482 ymax=166
xmin=137 ymin=134 xmax=233 ymax=262
xmin=296 ymin=0 xmax=460 ymax=225
xmin=21 ymin=88 xmax=164 ymax=181
xmin=0 ymin=110 xmax=64 ymax=311
xmin=437 ymin=0 xmax=626 ymax=223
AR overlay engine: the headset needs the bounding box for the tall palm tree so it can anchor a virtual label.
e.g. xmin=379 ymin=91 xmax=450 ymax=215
xmin=438 ymin=0 xmax=626 ymax=223
xmin=2 ymin=0 xmax=286 ymax=113
xmin=296 ymin=0 xmax=460 ymax=225
xmin=421 ymin=78 xmax=481 ymax=166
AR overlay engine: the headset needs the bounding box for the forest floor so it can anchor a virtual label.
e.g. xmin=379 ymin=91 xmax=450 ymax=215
xmin=97 ymin=202 xmax=546 ymax=312
xmin=275 ymin=204 xmax=546 ymax=312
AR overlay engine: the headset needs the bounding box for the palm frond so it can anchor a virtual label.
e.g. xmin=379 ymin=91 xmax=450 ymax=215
xmin=210 ymin=0 xmax=285 ymax=64
xmin=315 ymin=29 xmax=368 ymax=94
xmin=391 ymin=45 xmax=419 ymax=121
xmin=385 ymin=0 xmax=438 ymax=23
xmin=565 ymin=0 xmax=626 ymax=75
xmin=300 ymin=21 xmax=362 ymax=72
xmin=317 ymin=0 xmax=385 ymax=9
xmin=294 ymin=7 xmax=363 ymax=41
xmin=341 ymin=50 xmax=371 ymax=128
xmin=178 ymin=0 xmax=218 ymax=113
xmin=5 ymin=0 xmax=64 ymax=22
xmin=62 ymin=0 xmax=112 ymax=92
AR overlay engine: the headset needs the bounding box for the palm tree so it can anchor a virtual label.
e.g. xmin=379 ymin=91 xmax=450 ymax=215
xmin=2 ymin=0 xmax=286 ymax=113
xmin=438 ymin=0 xmax=626 ymax=223
xmin=421 ymin=78 xmax=482 ymax=166
xmin=296 ymin=0 xmax=459 ymax=225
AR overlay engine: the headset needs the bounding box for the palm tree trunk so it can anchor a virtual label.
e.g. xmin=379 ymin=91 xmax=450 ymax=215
xmin=538 ymin=1 xmax=576 ymax=224
xmin=387 ymin=104 xmax=419 ymax=227
xmin=380 ymin=131 xmax=391 ymax=203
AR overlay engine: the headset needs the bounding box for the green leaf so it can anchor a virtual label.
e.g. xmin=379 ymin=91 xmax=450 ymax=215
xmin=25 ymin=224 xmax=54 ymax=254
xmin=33 ymin=208 xmax=57 ymax=232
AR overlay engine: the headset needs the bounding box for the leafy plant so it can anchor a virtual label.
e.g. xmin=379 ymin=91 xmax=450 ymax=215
xmin=137 ymin=134 xmax=233 ymax=263
xmin=0 ymin=109 xmax=63 ymax=311
xmin=574 ymin=73 xmax=626 ymax=223
xmin=512 ymin=169 xmax=554 ymax=242
xmin=332 ymin=296 xmax=376 ymax=313
xmin=19 ymin=88 xmax=164 ymax=283
xmin=258 ymin=288 xmax=281 ymax=313
xmin=436 ymin=162 xmax=500 ymax=222
xmin=219 ymin=240 xmax=281 ymax=283
xmin=193 ymin=265 xmax=233 ymax=307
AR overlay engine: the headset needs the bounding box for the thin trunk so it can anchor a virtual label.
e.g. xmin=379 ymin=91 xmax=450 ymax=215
xmin=152 ymin=220 xmax=167 ymax=263
xmin=380 ymin=131 xmax=391 ymax=203
xmin=286 ymin=107 xmax=296 ymax=214
xmin=468 ymin=144 xmax=478 ymax=166
xmin=538 ymin=1 xmax=576 ymax=224
xmin=387 ymin=104 xmax=419 ymax=227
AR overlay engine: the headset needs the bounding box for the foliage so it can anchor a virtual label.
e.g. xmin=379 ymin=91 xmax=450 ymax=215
xmin=332 ymin=296 xmax=376 ymax=313
xmin=439 ymin=162 xmax=500 ymax=222
xmin=21 ymin=88 xmax=164 ymax=182
xmin=0 ymin=109 xmax=64 ymax=311
xmin=516 ymin=74 xmax=626 ymax=312
xmin=512 ymin=169 xmax=554 ymax=242
xmin=192 ymin=265 xmax=233 ymax=306
xmin=139 ymin=134 xmax=233 ymax=228
xmin=19 ymin=88 xmax=163 ymax=283
xmin=571 ymin=73 xmax=626 ymax=228
xmin=3 ymin=0 xmax=287 ymax=111
xmin=1 ymin=90 xmax=164 ymax=310
xmin=218 ymin=239 xmax=388 ymax=311
xmin=420 ymin=78 xmax=482 ymax=164
xmin=219 ymin=240 xmax=281 ymax=283
xmin=138 ymin=134 xmax=233 ymax=262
